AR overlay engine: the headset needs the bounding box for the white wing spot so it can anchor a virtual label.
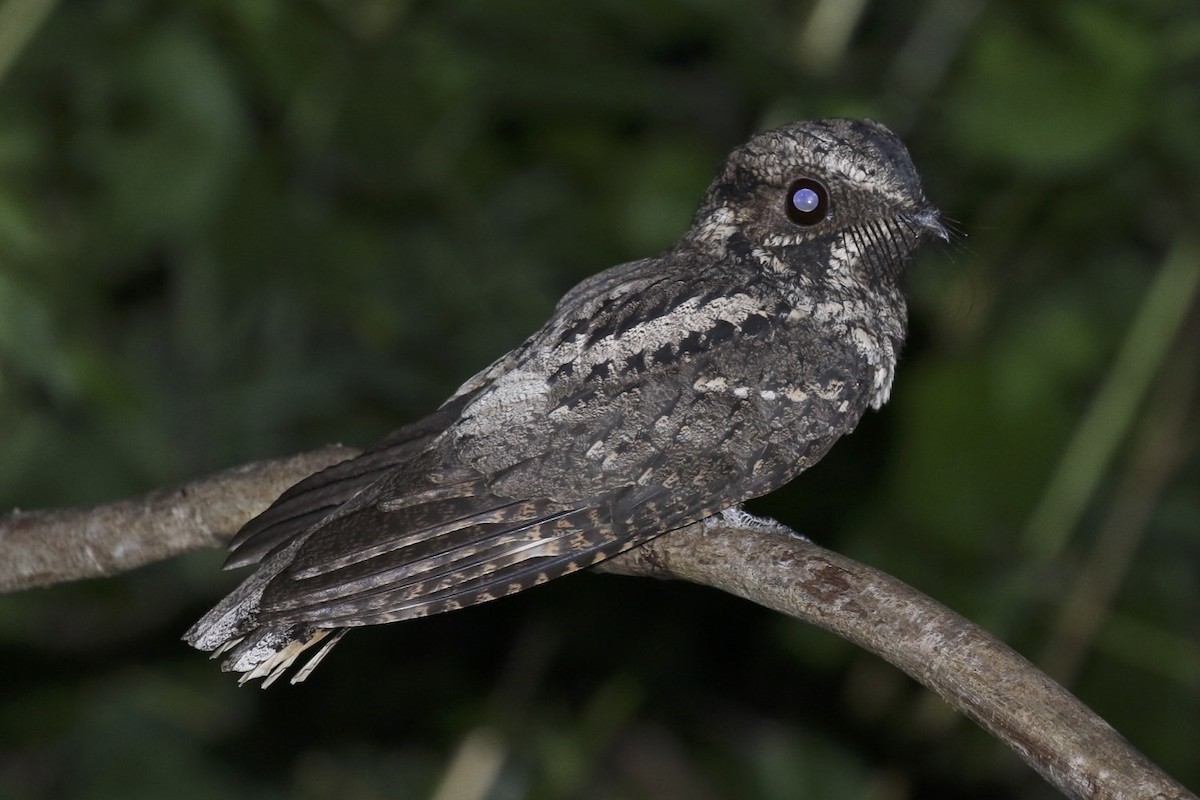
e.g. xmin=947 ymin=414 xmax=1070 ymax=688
xmin=784 ymin=387 xmax=808 ymax=402
xmin=693 ymin=376 xmax=729 ymax=393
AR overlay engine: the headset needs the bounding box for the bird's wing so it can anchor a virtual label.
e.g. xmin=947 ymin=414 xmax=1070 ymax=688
xmin=221 ymin=264 xmax=662 ymax=571
xmin=254 ymin=465 xmax=678 ymax=627
xmin=222 ymin=330 xmax=541 ymax=570
xmin=223 ymin=392 xmax=476 ymax=568
xmin=249 ymin=268 xmax=874 ymax=628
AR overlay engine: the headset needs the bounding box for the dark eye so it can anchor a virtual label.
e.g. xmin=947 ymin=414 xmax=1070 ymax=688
xmin=785 ymin=178 xmax=829 ymax=225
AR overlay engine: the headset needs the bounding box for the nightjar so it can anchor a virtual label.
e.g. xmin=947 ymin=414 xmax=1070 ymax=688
xmin=186 ymin=118 xmax=945 ymax=685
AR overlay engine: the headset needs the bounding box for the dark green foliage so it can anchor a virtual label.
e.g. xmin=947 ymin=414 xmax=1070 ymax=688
xmin=2 ymin=0 xmax=1197 ymax=797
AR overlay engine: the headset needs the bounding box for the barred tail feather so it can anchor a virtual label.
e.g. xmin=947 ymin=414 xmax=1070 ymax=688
xmin=229 ymin=627 xmax=347 ymax=687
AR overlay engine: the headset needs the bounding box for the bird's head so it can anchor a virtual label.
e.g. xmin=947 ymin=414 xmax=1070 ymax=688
xmin=686 ymin=118 xmax=946 ymax=292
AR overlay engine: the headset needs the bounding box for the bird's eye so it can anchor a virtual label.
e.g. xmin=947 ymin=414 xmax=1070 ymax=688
xmin=785 ymin=178 xmax=829 ymax=225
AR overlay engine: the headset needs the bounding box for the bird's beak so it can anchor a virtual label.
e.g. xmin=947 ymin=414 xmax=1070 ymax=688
xmin=912 ymin=205 xmax=950 ymax=242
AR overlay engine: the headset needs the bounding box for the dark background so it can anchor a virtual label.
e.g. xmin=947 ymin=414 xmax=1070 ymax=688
xmin=2 ymin=1 xmax=1198 ymax=798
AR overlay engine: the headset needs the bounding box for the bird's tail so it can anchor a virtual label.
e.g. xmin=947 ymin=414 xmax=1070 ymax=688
xmin=184 ymin=535 xmax=346 ymax=687
xmin=211 ymin=626 xmax=347 ymax=687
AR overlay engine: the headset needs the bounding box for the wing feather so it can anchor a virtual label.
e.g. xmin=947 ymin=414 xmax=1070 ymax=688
xmin=224 ymin=394 xmax=474 ymax=568
xmin=254 ymin=456 xmax=731 ymax=628
xmin=261 ymin=502 xmax=654 ymax=626
xmin=278 ymin=494 xmax=573 ymax=589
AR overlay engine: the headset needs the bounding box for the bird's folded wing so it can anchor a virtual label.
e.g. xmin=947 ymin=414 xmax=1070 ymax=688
xmin=252 ymin=472 xmax=694 ymax=627
xmin=224 ymin=396 xmax=473 ymax=568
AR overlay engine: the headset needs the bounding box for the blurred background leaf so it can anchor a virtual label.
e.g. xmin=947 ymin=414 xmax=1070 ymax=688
xmin=1 ymin=0 xmax=1198 ymax=798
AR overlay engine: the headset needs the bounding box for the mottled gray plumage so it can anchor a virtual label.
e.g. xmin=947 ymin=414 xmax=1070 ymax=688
xmin=186 ymin=118 xmax=945 ymax=685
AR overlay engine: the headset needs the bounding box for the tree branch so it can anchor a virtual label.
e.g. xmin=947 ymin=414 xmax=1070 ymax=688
xmin=0 ymin=445 xmax=357 ymax=593
xmin=0 ymin=449 xmax=1194 ymax=800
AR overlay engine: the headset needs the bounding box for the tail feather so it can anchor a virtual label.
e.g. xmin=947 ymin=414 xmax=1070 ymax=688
xmin=185 ymin=534 xmax=308 ymax=652
xmin=230 ymin=628 xmax=346 ymax=687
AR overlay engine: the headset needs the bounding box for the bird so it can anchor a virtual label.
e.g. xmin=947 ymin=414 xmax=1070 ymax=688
xmin=185 ymin=117 xmax=946 ymax=686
